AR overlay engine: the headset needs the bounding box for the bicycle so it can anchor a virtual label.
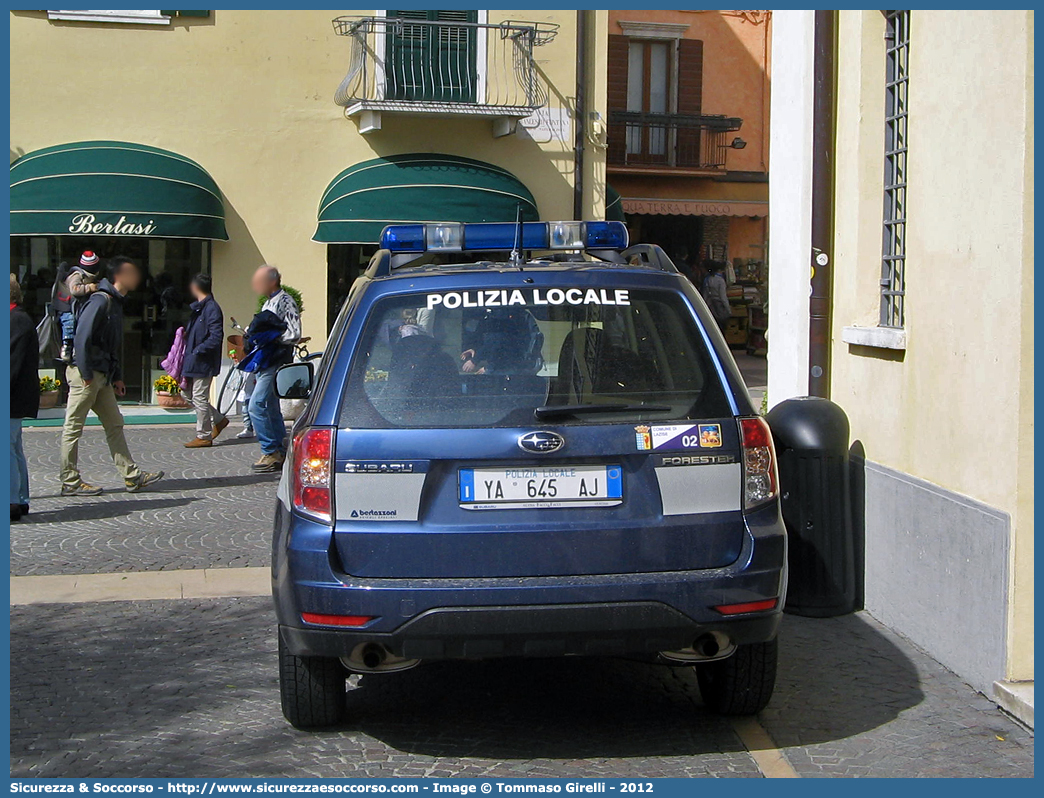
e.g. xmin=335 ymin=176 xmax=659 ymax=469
xmin=215 ymin=317 xmax=319 ymax=418
xmin=215 ymin=318 xmax=247 ymax=419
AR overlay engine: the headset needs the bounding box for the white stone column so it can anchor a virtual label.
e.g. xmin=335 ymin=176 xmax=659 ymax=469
xmin=767 ymin=10 xmax=815 ymax=407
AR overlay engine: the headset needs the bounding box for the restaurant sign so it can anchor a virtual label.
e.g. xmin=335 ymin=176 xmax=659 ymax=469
xmin=67 ymin=213 xmax=158 ymax=236
xmin=621 ymin=198 xmax=769 ymax=218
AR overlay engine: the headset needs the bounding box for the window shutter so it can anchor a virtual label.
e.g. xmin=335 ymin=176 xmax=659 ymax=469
xmin=676 ymin=39 xmax=704 ymax=164
xmin=607 ymin=35 xmax=629 ymax=164
xmin=677 ymin=39 xmax=703 ymax=115
xmin=435 ymin=11 xmax=475 ymax=23
xmin=607 ymin=35 xmax=629 ymax=113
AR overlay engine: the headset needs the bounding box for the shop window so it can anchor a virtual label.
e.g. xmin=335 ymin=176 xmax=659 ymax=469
xmin=10 ymin=237 xmax=211 ymax=404
xmin=880 ymin=10 xmax=910 ymax=329
xmin=327 ymin=244 xmax=377 ymax=332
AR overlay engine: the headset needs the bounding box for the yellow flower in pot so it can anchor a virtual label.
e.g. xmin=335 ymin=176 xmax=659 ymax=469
xmin=39 ymin=375 xmax=61 ymax=409
xmin=153 ymin=374 xmax=190 ymax=409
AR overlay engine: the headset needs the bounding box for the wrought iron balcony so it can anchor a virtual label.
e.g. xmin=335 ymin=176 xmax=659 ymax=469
xmin=607 ymin=111 xmax=744 ymax=171
xmin=332 ymin=16 xmax=558 ymax=131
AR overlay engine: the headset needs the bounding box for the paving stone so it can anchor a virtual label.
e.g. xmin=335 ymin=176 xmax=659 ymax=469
xmin=9 ymin=599 xmax=1034 ymax=779
xmin=14 ymin=425 xmax=276 ymax=576
xmin=764 ymin=612 xmax=1033 ymax=777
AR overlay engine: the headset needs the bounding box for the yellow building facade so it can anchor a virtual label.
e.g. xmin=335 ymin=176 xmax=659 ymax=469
xmin=770 ymin=10 xmax=1033 ymax=721
xmin=10 ymin=9 xmax=608 ymax=401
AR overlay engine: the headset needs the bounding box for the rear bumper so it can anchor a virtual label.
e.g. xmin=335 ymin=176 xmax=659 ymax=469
xmin=272 ymin=501 xmax=787 ymax=660
xmin=281 ymin=602 xmax=780 ymax=659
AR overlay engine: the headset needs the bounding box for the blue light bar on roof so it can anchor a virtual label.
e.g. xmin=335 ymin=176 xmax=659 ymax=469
xmin=378 ymin=221 xmax=629 ymax=254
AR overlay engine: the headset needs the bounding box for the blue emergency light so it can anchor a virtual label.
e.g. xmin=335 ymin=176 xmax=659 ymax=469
xmin=379 ymin=221 xmax=629 ymax=254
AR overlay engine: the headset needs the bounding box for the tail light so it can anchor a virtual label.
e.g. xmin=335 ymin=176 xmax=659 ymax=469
xmin=301 ymin=613 xmax=374 ymax=627
xmin=714 ymin=598 xmax=778 ymax=615
xmin=740 ymin=417 xmax=778 ymax=509
xmin=292 ymin=427 xmax=333 ymax=523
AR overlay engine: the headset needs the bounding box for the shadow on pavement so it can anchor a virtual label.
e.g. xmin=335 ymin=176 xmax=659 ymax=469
xmin=342 ymin=612 xmax=923 ymax=758
xmin=17 ymin=496 xmax=199 ymax=523
xmin=10 ymin=605 xmax=927 ymax=774
xmin=342 ymin=657 xmax=744 ymax=758
xmin=761 ymin=612 xmax=924 ymax=746
xmin=211 ymin=436 xmax=258 ymax=447
xmin=151 ymin=473 xmax=280 ymax=492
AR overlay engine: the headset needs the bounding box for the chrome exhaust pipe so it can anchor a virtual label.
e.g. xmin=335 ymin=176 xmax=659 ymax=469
xmin=658 ymin=632 xmax=736 ymax=664
xmin=361 ymin=644 xmax=384 ymax=669
xmin=694 ymin=633 xmax=720 ymax=658
xmin=341 ymin=643 xmax=421 ymax=674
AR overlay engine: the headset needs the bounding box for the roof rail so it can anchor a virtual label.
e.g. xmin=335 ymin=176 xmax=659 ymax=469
xmin=621 ymin=244 xmax=680 ymax=273
xmin=362 ymin=242 xmax=681 ymax=279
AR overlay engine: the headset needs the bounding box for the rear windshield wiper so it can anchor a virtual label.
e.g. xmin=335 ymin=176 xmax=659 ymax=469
xmin=533 ymin=403 xmax=672 ymax=420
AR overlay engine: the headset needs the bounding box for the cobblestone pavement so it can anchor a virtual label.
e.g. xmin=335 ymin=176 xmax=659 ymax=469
xmin=11 ymin=425 xmax=1034 ymax=778
xmin=14 ymin=425 xmax=275 ymax=576
xmin=10 ymin=599 xmax=1032 ymax=779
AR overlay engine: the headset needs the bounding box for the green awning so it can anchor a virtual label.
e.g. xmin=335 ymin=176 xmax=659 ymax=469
xmin=606 ymin=185 xmax=626 ymax=223
xmin=314 ymin=153 xmax=539 ymax=244
xmin=10 ymin=141 xmax=228 ymax=240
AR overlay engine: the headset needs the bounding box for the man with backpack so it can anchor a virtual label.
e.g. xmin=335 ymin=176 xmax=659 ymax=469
xmin=59 ymin=256 xmax=163 ymax=497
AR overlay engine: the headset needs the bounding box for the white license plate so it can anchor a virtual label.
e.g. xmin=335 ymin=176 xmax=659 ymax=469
xmin=459 ymin=465 xmax=623 ymax=510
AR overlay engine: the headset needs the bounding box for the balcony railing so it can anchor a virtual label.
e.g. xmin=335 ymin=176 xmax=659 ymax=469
xmin=607 ymin=112 xmax=744 ymax=170
xmin=332 ymin=16 xmax=558 ymax=119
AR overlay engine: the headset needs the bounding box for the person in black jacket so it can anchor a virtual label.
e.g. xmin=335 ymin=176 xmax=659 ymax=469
xmin=182 ymin=274 xmax=228 ymax=448
xmin=59 ymin=256 xmax=163 ymax=497
xmin=10 ymin=274 xmax=39 ymax=522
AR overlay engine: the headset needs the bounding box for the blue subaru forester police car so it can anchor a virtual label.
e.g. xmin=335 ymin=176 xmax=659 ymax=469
xmin=272 ymin=220 xmax=786 ymax=728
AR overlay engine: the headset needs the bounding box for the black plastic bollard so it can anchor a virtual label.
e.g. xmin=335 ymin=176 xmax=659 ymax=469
xmin=766 ymin=396 xmax=857 ymax=617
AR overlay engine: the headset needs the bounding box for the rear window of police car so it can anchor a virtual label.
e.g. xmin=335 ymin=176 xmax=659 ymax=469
xmin=338 ymin=286 xmax=733 ymax=429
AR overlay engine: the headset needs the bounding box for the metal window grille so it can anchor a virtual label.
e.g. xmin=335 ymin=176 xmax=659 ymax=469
xmin=880 ymin=10 xmax=910 ymax=328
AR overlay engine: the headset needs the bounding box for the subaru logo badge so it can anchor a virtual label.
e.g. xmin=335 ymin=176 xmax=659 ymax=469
xmin=518 ymin=431 xmax=565 ymax=454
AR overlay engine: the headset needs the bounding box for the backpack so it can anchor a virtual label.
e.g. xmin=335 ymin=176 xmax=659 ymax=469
xmin=70 ymin=291 xmax=111 ymax=360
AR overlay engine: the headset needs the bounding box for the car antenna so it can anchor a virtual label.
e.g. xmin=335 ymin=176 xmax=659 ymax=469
xmin=509 ymin=203 xmax=524 ymax=270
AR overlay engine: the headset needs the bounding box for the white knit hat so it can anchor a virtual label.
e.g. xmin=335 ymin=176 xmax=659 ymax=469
xmin=80 ymin=251 xmax=100 ymax=268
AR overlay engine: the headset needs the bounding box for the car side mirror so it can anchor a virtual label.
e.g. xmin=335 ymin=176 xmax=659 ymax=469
xmin=275 ymin=362 xmax=314 ymax=399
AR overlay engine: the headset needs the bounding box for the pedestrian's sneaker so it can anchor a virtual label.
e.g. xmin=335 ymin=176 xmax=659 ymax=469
xmin=61 ymin=482 xmax=104 ymax=497
xmin=236 ymin=426 xmax=255 ymax=439
xmin=125 ymin=471 xmax=165 ymax=493
xmin=251 ymin=453 xmax=285 ymax=473
xmin=60 ymin=342 xmax=73 ymax=363
xmin=184 ymin=437 xmax=212 ymax=449
xmin=212 ymin=417 xmax=230 ymax=440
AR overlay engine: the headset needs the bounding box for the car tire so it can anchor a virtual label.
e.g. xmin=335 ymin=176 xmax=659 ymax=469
xmin=696 ymin=638 xmax=778 ymax=716
xmin=278 ymin=633 xmax=347 ymax=729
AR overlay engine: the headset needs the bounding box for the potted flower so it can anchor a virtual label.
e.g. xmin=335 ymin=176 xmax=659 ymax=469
xmin=153 ymin=374 xmax=191 ymax=409
xmin=39 ymin=375 xmax=61 ymax=409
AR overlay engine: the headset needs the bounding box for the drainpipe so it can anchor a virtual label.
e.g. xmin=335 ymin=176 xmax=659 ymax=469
xmin=808 ymin=10 xmax=836 ymax=398
xmin=573 ymin=10 xmax=588 ymax=220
